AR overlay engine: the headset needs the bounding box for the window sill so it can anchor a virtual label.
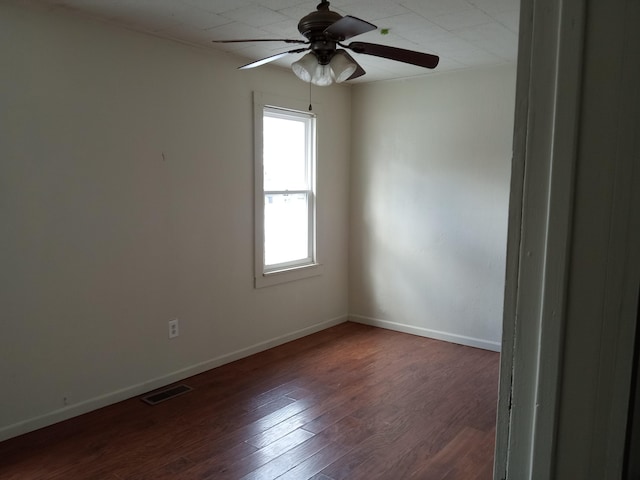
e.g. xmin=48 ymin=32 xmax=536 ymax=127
xmin=255 ymin=263 xmax=324 ymax=288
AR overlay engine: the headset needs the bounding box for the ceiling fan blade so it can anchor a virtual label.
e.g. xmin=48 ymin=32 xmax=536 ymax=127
xmin=346 ymin=41 xmax=439 ymax=69
xmin=239 ymin=47 xmax=310 ymax=70
xmin=212 ymin=38 xmax=308 ymax=44
xmin=324 ymin=15 xmax=377 ymax=41
xmin=339 ymin=51 xmax=366 ymax=80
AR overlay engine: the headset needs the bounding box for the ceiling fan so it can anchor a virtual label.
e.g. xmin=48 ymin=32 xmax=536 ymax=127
xmin=212 ymin=0 xmax=439 ymax=86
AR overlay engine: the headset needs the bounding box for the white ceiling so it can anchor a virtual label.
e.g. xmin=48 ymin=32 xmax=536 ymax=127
xmin=36 ymin=0 xmax=520 ymax=83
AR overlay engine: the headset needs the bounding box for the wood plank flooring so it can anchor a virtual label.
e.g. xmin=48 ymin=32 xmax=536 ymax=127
xmin=0 ymin=322 xmax=500 ymax=480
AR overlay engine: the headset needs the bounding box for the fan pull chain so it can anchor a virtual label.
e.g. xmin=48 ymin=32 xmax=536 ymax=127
xmin=308 ymin=80 xmax=313 ymax=111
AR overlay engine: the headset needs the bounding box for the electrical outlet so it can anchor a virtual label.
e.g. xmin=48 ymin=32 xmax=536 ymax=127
xmin=169 ymin=319 xmax=179 ymax=339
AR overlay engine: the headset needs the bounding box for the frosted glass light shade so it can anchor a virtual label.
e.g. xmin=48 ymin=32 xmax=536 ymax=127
xmin=291 ymin=51 xmax=357 ymax=86
xmin=312 ymin=64 xmax=333 ymax=86
xmin=291 ymin=53 xmax=317 ymax=83
xmin=330 ymin=52 xmax=357 ymax=83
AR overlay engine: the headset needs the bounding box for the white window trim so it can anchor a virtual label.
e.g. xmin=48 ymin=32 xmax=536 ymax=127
xmin=253 ymin=92 xmax=324 ymax=288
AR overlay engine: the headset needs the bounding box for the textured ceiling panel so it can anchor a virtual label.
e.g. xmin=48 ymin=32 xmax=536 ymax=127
xmin=36 ymin=0 xmax=520 ymax=83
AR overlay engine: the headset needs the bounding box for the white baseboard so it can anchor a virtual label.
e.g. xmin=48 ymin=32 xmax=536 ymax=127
xmin=349 ymin=314 xmax=501 ymax=352
xmin=0 ymin=315 xmax=348 ymax=442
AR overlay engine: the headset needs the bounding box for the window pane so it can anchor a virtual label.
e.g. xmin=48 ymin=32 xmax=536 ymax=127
xmin=264 ymin=193 xmax=309 ymax=267
xmin=263 ymin=115 xmax=308 ymax=191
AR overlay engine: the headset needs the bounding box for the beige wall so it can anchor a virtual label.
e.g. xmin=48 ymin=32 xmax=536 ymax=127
xmin=0 ymin=2 xmax=350 ymax=440
xmin=0 ymin=0 xmax=517 ymax=443
xmin=349 ymin=65 xmax=516 ymax=350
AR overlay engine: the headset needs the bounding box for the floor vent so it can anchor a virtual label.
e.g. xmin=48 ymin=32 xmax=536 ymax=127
xmin=141 ymin=384 xmax=193 ymax=405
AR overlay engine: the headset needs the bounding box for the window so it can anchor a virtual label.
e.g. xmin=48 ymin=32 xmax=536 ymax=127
xmin=254 ymin=93 xmax=322 ymax=287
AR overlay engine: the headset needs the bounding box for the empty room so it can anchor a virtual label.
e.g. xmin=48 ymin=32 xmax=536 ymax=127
xmin=3 ymin=0 xmax=517 ymax=478
xmin=5 ymin=0 xmax=638 ymax=479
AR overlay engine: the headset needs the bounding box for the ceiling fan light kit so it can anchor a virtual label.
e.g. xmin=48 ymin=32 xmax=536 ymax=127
xmin=212 ymin=0 xmax=439 ymax=86
xmin=292 ymin=51 xmax=357 ymax=86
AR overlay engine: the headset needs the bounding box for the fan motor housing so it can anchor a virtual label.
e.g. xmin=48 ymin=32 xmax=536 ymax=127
xmin=298 ymin=2 xmax=342 ymax=39
xmin=298 ymin=1 xmax=342 ymax=65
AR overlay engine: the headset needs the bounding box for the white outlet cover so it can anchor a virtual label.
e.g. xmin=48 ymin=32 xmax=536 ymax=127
xmin=169 ymin=319 xmax=179 ymax=338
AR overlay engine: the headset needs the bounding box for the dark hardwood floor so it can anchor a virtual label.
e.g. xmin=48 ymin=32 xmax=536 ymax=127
xmin=0 ymin=322 xmax=500 ymax=480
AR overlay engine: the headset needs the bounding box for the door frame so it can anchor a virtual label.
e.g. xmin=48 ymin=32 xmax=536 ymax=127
xmin=496 ymin=0 xmax=640 ymax=477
